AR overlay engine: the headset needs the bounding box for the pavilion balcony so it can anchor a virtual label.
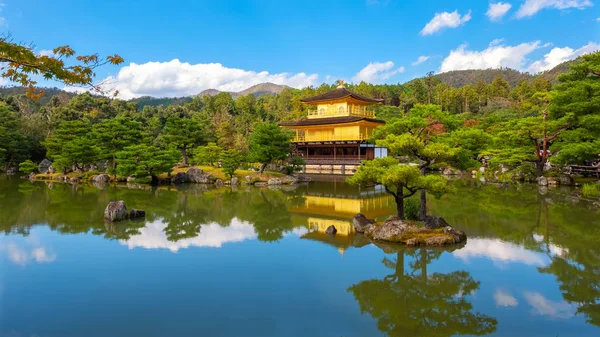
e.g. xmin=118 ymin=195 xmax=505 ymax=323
xmin=307 ymin=108 xmax=375 ymax=119
xmin=304 ymin=156 xmax=363 ymax=165
xmin=292 ymin=134 xmax=367 ymax=143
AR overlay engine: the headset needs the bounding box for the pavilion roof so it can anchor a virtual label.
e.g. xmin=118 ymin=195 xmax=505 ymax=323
xmin=300 ymin=87 xmax=384 ymax=104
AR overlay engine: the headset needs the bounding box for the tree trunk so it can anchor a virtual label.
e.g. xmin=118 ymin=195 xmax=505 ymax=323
xmin=259 ymin=162 xmax=267 ymax=174
xmin=150 ymin=175 xmax=159 ymax=186
xmin=536 ymin=160 xmax=544 ymax=177
xmin=395 ymin=195 xmax=405 ymax=220
xmin=181 ymin=148 xmax=189 ymax=166
xmin=395 ymin=252 xmax=405 ymax=280
xmin=419 ymin=189 xmax=427 ymax=220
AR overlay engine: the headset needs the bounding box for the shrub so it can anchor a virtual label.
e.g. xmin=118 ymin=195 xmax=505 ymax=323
xmin=18 ymin=160 xmax=37 ymax=174
xmin=221 ymin=149 xmax=243 ymax=179
xmin=404 ymin=198 xmax=420 ymax=220
xmin=582 ymin=183 xmax=600 ymax=197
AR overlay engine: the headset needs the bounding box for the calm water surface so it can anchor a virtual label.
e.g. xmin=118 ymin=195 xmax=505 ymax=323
xmin=0 ymin=176 xmax=599 ymax=337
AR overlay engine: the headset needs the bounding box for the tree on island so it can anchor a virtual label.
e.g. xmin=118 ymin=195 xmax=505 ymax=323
xmin=162 ymin=117 xmax=207 ymax=166
xmin=372 ymin=104 xmax=459 ymax=220
xmin=348 ymin=157 xmax=451 ymax=220
xmin=249 ymin=123 xmax=292 ymax=173
xmin=18 ymin=160 xmax=37 ymax=174
xmin=115 ymin=144 xmax=179 ymax=185
xmin=91 ymin=117 xmax=143 ymax=170
xmin=0 ymin=35 xmax=124 ymax=99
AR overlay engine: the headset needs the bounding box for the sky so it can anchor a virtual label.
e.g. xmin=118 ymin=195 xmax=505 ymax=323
xmin=1 ymin=0 xmax=599 ymax=99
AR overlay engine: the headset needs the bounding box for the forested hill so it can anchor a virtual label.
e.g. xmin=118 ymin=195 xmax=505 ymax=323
xmin=432 ymin=69 xmax=532 ymax=88
xmin=198 ymin=82 xmax=289 ymax=99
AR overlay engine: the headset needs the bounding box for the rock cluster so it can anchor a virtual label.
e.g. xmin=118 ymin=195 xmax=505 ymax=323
xmin=172 ymin=168 xmax=215 ymax=184
xmin=104 ymin=201 xmax=145 ymax=222
xmin=351 ymin=213 xmax=466 ymax=246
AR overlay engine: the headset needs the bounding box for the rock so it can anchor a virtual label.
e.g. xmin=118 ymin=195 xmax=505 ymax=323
xmin=127 ymin=176 xmax=136 ymax=182
xmin=172 ymin=172 xmax=189 ymax=184
xmin=187 ymin=167 xmax=214 ymax=184
xmin=479 ymin=167 xmax=486 ymax=173
xmin=104 ymin=201 xmax=145 ymax=222
xmin=92 ymin=174 xmax=110 ymax=183
xmin=231 ymin=177 xmax=239 ymax=186
xmin=295 ymin=176 xmax=312 ymax=183
xmin=325 ymin=225 xmax=337 ymax=235
xmin=28 ymin=172 xmax=36 ymax=180
xmin=559 ymin=175 xmax=574 ymax=186
xmin=442 ymin=167 xmax=454 ymax=175
xmin=38 ymin=159 xmax=52 ymax=173
xmin=245 ymin=175 xmax=251 ymax=182
xmin=215 ymin=179 xmax=223 ymax=187
xmin=352 ymin=213 xmax=375 ymax=233
xmin=455 ymin=169 xmax=465 ymax=176
xmin=281 ymin=176 xmax=298 ymax=184
xmin=423 ymin=216 xmax=449 ymax=229
xmin=254 ymin=182 xmax=268 ymax=187
xmin=268 ymin=178 xmax=283 ymax=185
xmin=500 ymin=164 xmax=509 ymax=174
xmin=547 ymin=177 xmax=559 ymax=186
xmin=47 ymin=165 xmax=56 ymax=174
xmin=6 ymin=168 xmax=15 ymax=175
xmin=537 ymin=176 xmax=548 ymax=186
xmin=69 ymin=177 xmax=80 ymax=183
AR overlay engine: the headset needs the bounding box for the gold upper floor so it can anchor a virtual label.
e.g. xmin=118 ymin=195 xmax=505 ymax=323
xmin=308 ymin=101 xmax=375 ymax=119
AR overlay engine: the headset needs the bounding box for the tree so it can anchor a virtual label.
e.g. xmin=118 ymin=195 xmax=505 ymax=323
xmin=162 ymin=117 xmax=207 ymax=165
xmin=54 ymin=136 xmax=100 ymax=172
xmin=193 ymin=142 xmax=222 ymax=166
xmin=18 ymin=160 xmax=37 ymax=174
xmin=221 ymin=149 xmax=243 ymax=179
xmin=347 ymin=157 xmax=451 ymax=220
xmin=249 ymin=123 xmax=292 ymax=173
xmin=373 ymin=104 xmax=459 ymax=219
xmin=115 ymin=144 xmax=179 ymax=185
xmin=91 ymin=117 xmax=143 ymax=169
xmin=0 ymin=102 xmax=30 ymax=169
xmin=0 ymin=35 xmax=123 ymax=99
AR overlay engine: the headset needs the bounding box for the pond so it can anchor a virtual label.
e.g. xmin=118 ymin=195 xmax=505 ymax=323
xmin=0 ymin=176 xmax=599 ymax=337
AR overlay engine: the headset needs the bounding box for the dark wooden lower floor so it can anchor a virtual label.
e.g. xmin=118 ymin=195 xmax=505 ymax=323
xmin=293 ymin=143 xmax=387 ymax=165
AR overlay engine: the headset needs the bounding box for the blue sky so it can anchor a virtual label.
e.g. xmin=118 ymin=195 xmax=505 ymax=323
xmin=1 ymin=0 xmax=599 ymax=98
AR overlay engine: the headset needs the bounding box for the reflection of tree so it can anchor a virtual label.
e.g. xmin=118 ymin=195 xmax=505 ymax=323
xmin=349 ymin=247 xmax=497 ymax=337
xmin=235 ymin=189 xmax=295 ymax=242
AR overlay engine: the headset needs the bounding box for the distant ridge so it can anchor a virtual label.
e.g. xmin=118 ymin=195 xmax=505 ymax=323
xmin=197 ymin=82 xmax=289 ymax=99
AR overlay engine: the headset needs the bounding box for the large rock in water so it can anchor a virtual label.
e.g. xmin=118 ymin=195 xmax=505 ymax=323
xmin=172 ymin=172 xmax=189 ymax=184
xmin=187 ymin=168 xmax=214 ymax=184
xmin=39 ymin=159 xmax=52 ymax=173
xmin=352 ymin=213 xmax=375 ymax=233
xmin=363 ymin=216 xmax=466 ymax=246
xmin=104 ymin=201 xmax=145 ymax=222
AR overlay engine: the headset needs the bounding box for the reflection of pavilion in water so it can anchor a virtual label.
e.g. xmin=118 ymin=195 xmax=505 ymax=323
xmin=290 ymin=183 xmax=395 ymax=254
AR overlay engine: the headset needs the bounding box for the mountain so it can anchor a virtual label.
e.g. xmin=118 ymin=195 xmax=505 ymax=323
xmin=432 ymin=68 xmax=532 ymax=88
xmin=197 ymin=82 xmax=289 ymax=99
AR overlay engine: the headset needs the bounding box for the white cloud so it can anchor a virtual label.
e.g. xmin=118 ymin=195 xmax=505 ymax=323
xmin=597 ymin=17 xmax=600 ymax=21
xmin=1 ymin=242 xmax=56 ymax=266
xmin=440 ymin=40 xmax=541 ymax=72
xmin=352 ymin=61 xmax=405 ymax=83
xmin=38 ymin=49 xmax=56 ymax=57
xmin=487 ymin=2 xmax=513 ymax=21
xmin=523 ymin=292 xmax=576 ymax=319
xmin=527 ymin=41 xmax=600 ymax=73
xmin=72 ymin=59 xmax=320 ymax=99
xmin=420 ymin=10 xmax=472 ymax=36
xmin=121 ymin=218 xmax=257 ymax=252
xmin=453 ymin=238 xmax=549 ymax=266
xmin=516 ymin=0 xmax=592 ymax=18
xmin=411 ymin=56 xmax=431 ymax=66
xmin=494 ymin=289 xmax=519 ymax=307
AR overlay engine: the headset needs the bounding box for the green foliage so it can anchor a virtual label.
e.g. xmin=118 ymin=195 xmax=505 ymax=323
xmin=221 ymin=149 xmax=243 ymax=179
xmin=582 ymin=183 xmax=600 ymax=197
xmin=287 ymin=155 xmax=306 ymax=173
xmin=193 ymin=142 xmax=222 ymax=166
xmin=115 ymin=144 xmax=179 ymax=183
xmin=162 ymin=117 xmax=207 ymax=165
xmin=249 ymin=123 xmax=292 ymax=172
xmin=18 ymin=160 xmax=37 ymax=174
xmin=404 ymin=198 xmax=419 ymax=220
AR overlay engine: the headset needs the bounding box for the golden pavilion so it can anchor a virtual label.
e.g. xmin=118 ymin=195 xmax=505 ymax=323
xmin=280 ymin=83 xmax=388 ymax=174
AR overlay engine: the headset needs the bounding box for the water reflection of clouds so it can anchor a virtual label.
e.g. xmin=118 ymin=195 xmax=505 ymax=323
xmin=0 ymin=237 xmax=56 ymax=266
xmin=523 ymin=292 xmax=575 ymax=319
xmin=493 ymin=289 xmax=518 ymax=307
xmin=120 ymin=218 xmax=256 ymax=252
xmin=453 ymin=238 xmax=549 ymax=266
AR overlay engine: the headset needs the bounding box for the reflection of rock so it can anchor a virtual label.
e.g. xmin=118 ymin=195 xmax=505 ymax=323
xmin=352 ymin=213 xmax=375 ymax=233
xmin=268 ymin=178 xmax=282 ymax=185
xmin=296 ymin=176 xmax=311 ymax=183
xmin=231 ymin=177 xmax=239 ymax=186
xmin=325 ymin=225 xmax=337 ymax=235
xmin=423 ymin=216 xmax=449 ymax=229
xmin=364 ymin=216 xmax=466 ymax=246
xmin=104 ymin=201 xmax=145 ymax=222
xmin=215 ymin=179 xmax=223 ymax=187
